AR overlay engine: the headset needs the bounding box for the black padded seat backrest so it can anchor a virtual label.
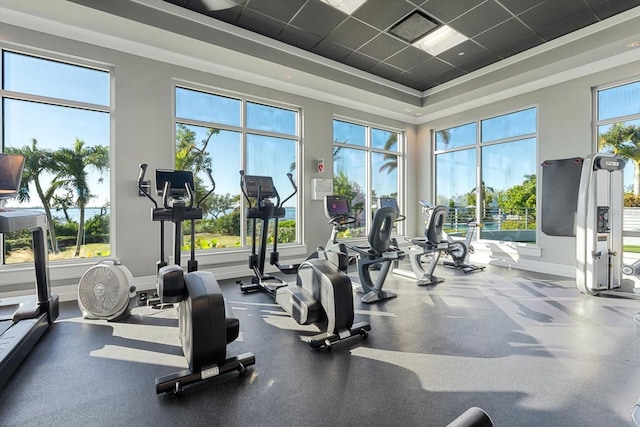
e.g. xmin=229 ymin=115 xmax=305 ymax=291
xmin=369 ymin=206 xmax=396 ymax=253
xmin=0 ymin=153 xmax=25 ymax=200
xmin=426 ymin=206 xmax=448 ymax=244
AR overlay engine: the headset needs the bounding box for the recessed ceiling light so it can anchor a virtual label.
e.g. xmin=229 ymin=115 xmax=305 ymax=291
xmin=319 ymin=0 xmax=367 ymax=15
xmin=412 ymin=25 xmax=468 ymax=56
xmin=283 ymin=74 xmax=293 ymax=80
xmin=628 ymin=40 xmax=640 ymax=48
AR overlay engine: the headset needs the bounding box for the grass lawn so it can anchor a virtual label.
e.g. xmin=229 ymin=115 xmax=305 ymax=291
xmin=4 ymin=234 xmax=243 ymax=264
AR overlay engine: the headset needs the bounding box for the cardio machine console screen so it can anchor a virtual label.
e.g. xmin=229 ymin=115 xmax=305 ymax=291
xmin=325 ymin=195 xmax=350 ymax=219
xmin=379 ymin=197 xmax=398 ymax=210
xmin=155 ymin=169 xmax=194 ymax=197
xmin=243 ymin=175 xmax=277 ymax=198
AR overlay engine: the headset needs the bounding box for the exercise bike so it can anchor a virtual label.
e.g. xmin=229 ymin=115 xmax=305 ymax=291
xmin=396 ymin=201 xmax=483 ymax=286
xmin=238 ymin=173 xmax=370 ymax=349
xmin=306 ymin=195 xmax=357 ymax=273
xmin=347 ymin=202 xmax=405 ymax=303
xmin=138 ymin=164 xmax=255 ymax=394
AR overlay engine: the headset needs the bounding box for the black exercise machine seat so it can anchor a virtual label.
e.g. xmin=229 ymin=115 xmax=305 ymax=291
xmin=413 ymin=205 xmax=449 ymax=249
xmin=0 ymin=153 xmax=59 ymax=388
xmin=274 ymin=258 xmax=371 ymax=349
xmin=348 ymin=206 xmax=405 ymax=303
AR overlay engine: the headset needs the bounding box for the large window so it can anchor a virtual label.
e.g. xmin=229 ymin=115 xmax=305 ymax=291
xmin=595 ymin=80 xmax=640 ymax=252
xmin=175 ymin=86 xmax=299 ymax=251
xmin=435 ymin=107 xmax=537 ymax=243
xmin=332 ymin=118 xmax=403 ymax=237
xmin=1 ymin=50 xmax=111 ymax=264
xmin=596 ymin=80 xmax=640 ymax=190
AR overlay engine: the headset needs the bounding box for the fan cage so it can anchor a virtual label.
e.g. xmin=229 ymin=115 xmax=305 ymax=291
xmin=78 ymin=260 xmax=135 ymax=321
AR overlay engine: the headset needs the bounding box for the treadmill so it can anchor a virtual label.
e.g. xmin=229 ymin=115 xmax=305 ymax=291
xmin=0 ymin=153 xmax=59 ymax=388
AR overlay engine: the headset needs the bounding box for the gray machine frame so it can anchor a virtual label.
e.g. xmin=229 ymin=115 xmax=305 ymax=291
xmin=576 ymin=152 xmax=640 ymax=296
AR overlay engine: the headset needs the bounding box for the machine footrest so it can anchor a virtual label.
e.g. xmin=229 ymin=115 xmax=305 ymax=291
xmin=155 ymin=352 xmax=256 ymax=394
xmin=361 ymin=289 xmax=396 ymax=304
xmin=308 ymin=322 xmax=371 ymax=350
xmin=417 ymin=275 xmax=445 ymax=286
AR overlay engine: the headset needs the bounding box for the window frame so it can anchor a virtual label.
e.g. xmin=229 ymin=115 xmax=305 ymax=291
xmin=172 ymin=81 xmax=302 ymax=253
xmin=433 ymin=105 xmax=538 ymax=244
xmin=332 ymin=115 xmax=406 ymax=236
xmin=0 ymin=46 xmax=113 ymax=266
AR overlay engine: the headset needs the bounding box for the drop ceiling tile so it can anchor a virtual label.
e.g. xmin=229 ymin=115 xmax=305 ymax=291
xmin=206 ymin=5 xmax=242 ymax=23
xmin=498 ymin=0 xmax=548 ymax=15
xmin=456 ymin=50 xmax=502 ymax=73
xmin=312 ymin=39 xmax=353 ymax=61
xmin=277 ymin=25 xmax=323 ymax=50
xmin=352 ymin=0 xmax=416 ymax=31
xmin=410 ymin=57 xmax=452 ymax=76
xmin=385 ymin=46 xmax=431 ymax=70
xmin=533 ymin=9 xmax=598 ymax=41
xmin=473 ymin=18 xmax=535 ymax=52
xmin=490 ymin=32 xmax=544 ymax=58
xmin=236 ymin=9 xmax=286 ymax=37
xmin=358 ymin=32 xmax=408 ymax=61
xmin=587 ymin=0 xmax=640 ymax=19
xmin=290 ymin=1 xmax=347 ymax=38
xmin=245 ymin=0 xmax=306 ymax=23
xmin=449 ymin=1 xmax=512 ymax=38
xmin=519 ymin=0 xmax=588 ymax=36
xmin=369 ymin=61 xmax=403 ymax=80
xmin=420 ymin=0 xmax=486 ymax=23
xmin=431 ymin=66 xmax=467 ymax=85
xmin=326 ymin=17 xmax=380 ymax=50
xmin=436 ymin=40 xmax=492 ymax=66
xmin=392 ymin=71 xmax=427 ymax=90
xmin=342 ymin=51 xmax=380 ymax=71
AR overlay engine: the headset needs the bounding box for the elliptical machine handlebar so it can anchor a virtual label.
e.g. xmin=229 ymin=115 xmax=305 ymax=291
xmin=197 ymin=168 xmax=215 ymax=207
xmin=138 ymin=163 xmax=158 ymax=208
xmin=280 ymin=173 xmax=297 ymax=207
xmin=138 ymin=164 xmax=215 ymax=210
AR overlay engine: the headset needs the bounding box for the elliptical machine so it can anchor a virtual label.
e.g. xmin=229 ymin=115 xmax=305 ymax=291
xmin=138 ymin=164 xmax=255 ymax=394
xmin=239 ymin=171 xmax=298 ymax=295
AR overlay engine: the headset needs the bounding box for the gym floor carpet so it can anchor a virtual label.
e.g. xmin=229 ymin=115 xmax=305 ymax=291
xmin=1 ymin=264 xmax=639 ymax=426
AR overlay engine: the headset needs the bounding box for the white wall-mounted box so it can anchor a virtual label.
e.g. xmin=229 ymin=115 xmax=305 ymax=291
xmin=311 ymin=178 xmax=333 ymax=200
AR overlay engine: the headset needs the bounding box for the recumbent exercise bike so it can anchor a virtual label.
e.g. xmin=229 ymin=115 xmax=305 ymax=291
xmin=347 ymin=200 xmax=405 ymax=303
xmin=138 ymin=164 xmax=255 ymax=394
xmin=239 ymin=172 xmax=370 ymax=349
xmin=404 ymin=201 xmax=484 ymax=286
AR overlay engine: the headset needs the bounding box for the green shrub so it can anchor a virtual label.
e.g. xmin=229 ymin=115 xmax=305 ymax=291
xmin=624 ymin=193 xmax=640 ymax=207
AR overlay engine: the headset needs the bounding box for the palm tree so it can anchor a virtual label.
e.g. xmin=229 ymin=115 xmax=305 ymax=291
xmin=6 ymin=139 xmax=61 ymax=253
xmin=599 ymin=122 xmax=640 ymax=194
xmin=378 ymin=133 xmax=399 ymax=174
xmin=53 ymin=138 xmax=109 ymax=257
